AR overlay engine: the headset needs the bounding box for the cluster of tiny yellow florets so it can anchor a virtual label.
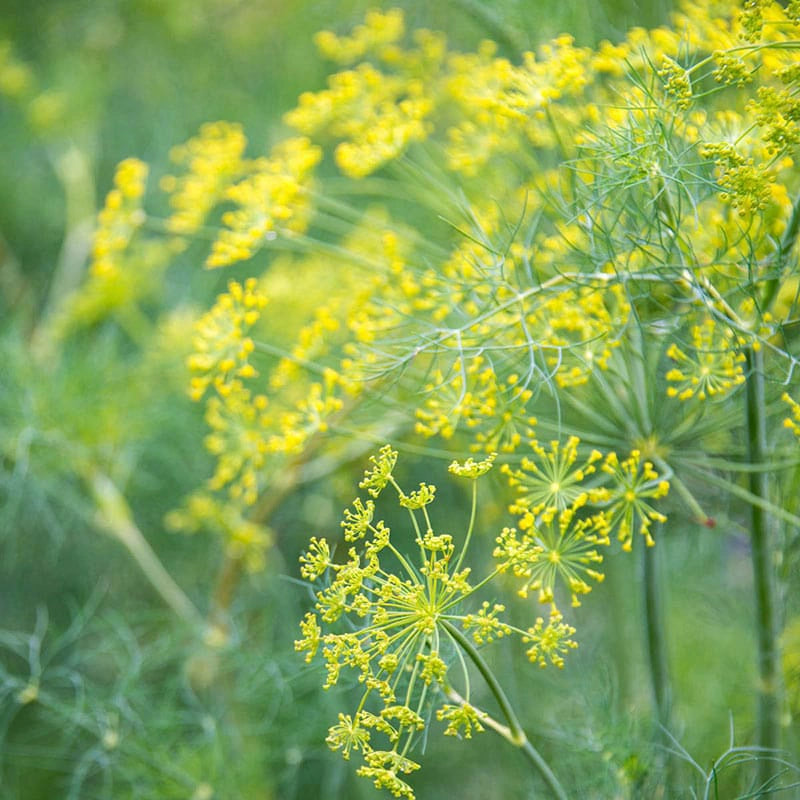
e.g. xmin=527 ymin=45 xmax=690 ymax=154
xmin=665 ymin=316 xmax=747 ymax=401
xmin=414 ymin=357 xmax=498 ymax=440
xmin=700 ymin=141 xmax=775 ymax=215
xmin=51 ymin=157 xmax=183 ymax=335
xmin=739 ymin=0 xmax=772 ymax=41
xmin=782 ymin=393 xmax=800 ymax=439
xmin=590 ymin=450 xmax=670 ymax=552
xmin=502 ymin=436 xmax=601 ymax=525
xmin=523 ymin=608 xmax=578 ymax=668
xmin=206 ymin=137 xmax=322 ymax=267
xmin=497 ymin=436 xmax=670 ymax=607
xmin=314 ymin=9 xmax=406 ymax=65
xmin=92 ymin=158 xmax=149 ymax=278
xmin=297 ymin=447 xmax=580 ymax=800
xmin=285 ymin=64 xmax=431 ymax=178
xmin=658 ymin=56 xmax=693 ymax=110
xmin=202 ymin=382 xmax=271 ymax=505
xmin=187 ymin=278 xmax=267 ymax=401
xmin=403 ymin=275 xmax=628 ymax=452
xmin=749 ymin=85 xmax=800 ymax=156
xmin=161 ymin=121 xmax=247 ymax=236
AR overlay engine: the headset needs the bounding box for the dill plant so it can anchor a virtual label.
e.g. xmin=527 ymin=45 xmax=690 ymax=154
xmin=5 ymin=0 xmax=800 ymax=798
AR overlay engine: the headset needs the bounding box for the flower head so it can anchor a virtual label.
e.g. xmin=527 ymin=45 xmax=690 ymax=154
xmin=590 ymin=450 xmax=669 ymax=551
xmin=298 ymin=446 xmax=580 ymax=798
xmin=503 ymin=436 xmax=602 ymax=525
xmin=665 ymin=316 xmax=746 ymax=402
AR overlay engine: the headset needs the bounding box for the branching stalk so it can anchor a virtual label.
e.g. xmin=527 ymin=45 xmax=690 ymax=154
xmin=441 ymin=619 xmax=568 ymax=800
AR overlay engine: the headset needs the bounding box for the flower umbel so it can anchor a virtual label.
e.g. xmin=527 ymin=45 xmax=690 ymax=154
xmin=665 ymin=316 xmax=746 ymax=402
xmin=297 ymin=446 xmax=577 ymax=798
xmin=502 ymin=437 xmax=602 ymax=525
xmin=590 ymin=450 xmax=670 ymax=551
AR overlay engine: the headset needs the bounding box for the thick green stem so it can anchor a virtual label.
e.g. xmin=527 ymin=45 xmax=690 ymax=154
xmin=642 ymin=538 xmax=675 ymax=793
xmin=441 ymin=619 xmax=568 ymax=800
xmin=745 ymin=347 xmax=781 ymax=796
xmin=643 ymin=543 xmax=671 ymax=728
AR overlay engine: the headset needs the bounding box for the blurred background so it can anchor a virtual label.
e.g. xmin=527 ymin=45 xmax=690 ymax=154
xmin=17 ymin=3 xmax=797 ymax=800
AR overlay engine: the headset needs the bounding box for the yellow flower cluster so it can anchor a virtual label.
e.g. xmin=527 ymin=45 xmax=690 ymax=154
xmin=665 ymin=317 xmax=747 ymax=401
xmin=503 ymin=437 xmax=602 ymax=525
xmin=523 ymin=609 xmax=578 ymax=669
xmin=314 ymin=9 xmax=405 ymax=65
xmin=206 ymin=137 xmax=322 ymax=267
xmin=591 ymin=450 xmax=670 ymax=551
xmin=700 ymin=141 xmax=775 ymax=216
xmin=161 ymin=121 xmax=247 ymax=235
xmin=539 ymin=284 xmax=630 ymax=388
xmin=782 ymin=393 xmax=800 ymax=438
xmin=267 ymin=369 xmax=347 ymax=454
xmin=92 ymin=158 xmax=149 ymax=279
xmin=52 ymin=158 xmax=181 ymax=335
xmin=203 ymin=383 xmax=271 ymax=505
xmin=494 ymin=503 xmax=606 ymax=608
xmin=658 ymin=56 xmax=693 ymax=110
xmin=298 ymin=448 xmax=579 ymax=799
xmin=187 ymin=278 xmax=267 ymax=401
xmin=285 ymin=64 xmax=431 ymax=178
xmin=414 ymin=357 xmax=497 ymax=440
xmin=498 ymin=436 xmax=670 ymax=608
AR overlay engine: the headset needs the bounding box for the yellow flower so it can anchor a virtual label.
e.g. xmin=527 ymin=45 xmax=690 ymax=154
xmin=665 ymin=317 xmax=746 ymax=401
xmin=187 ymin=278 xmax=268 ymax=400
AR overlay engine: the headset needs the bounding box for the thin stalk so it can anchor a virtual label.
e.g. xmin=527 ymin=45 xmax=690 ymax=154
xmin=441 ymin=619 xmax=568 ymax=800
xmin=745 ymin=347 xmax=781 ymax=796
xmin=652 ymin=456 xmax=714 ymax=526
xmin=88 ymin=471 xmax=204 ymax=629
xmin=453 ymin=479 xmax=478 ymax=574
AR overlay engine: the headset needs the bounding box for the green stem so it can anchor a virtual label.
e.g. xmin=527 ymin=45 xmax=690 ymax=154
xmin=643 ymin=543 xmax=671 ymax=726
xmin=745 ymin=347 xmax=781 ymax=797
xmin=441 ymin=619 xmax=568 ymax=800
xmin=642 ymin=538 xmax=674 ymax=791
